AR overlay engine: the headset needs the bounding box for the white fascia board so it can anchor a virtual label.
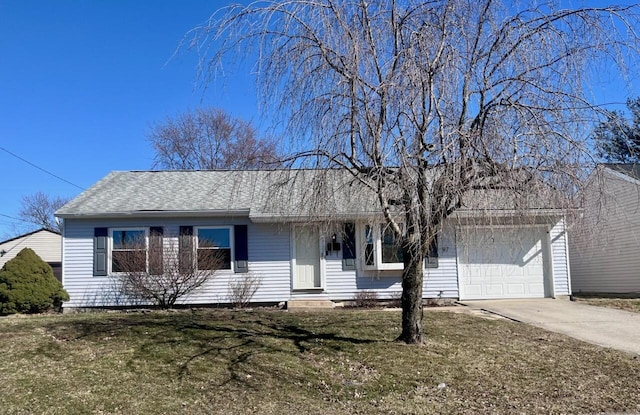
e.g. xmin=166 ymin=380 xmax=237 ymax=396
xmin=603 ymin=166 xmax=640 ymax=186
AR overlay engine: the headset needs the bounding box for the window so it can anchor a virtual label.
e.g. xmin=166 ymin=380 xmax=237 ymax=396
xmin=196 ymin=227 xmax=232 ymax=270
xmin=381 ymin=225 xmax=403 ymax=264
xmin=362 ymin=224 xmax=403 ymax=271
xmin=111 ymin=228 xmax=147 ymax=273
xmin=361 ymin=224 xmax=438 ymax=271
xmin=364 ymin=225 xmax=375 ymax=266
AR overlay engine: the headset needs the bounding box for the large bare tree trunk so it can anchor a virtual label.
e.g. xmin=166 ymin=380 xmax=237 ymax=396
xmin=398 ymin=243 xmax=424 ymax=344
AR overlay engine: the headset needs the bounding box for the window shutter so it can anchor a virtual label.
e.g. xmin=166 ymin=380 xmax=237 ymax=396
xmin=179 ymin=226 xmax=193 ymax=273
xmin=93 ymin=227 xmax=108 ymax=276
xmin=426 ymin=235 xmax=439 ymax=268
xmin=234 ymin=225 xmax=249 ymax=273
xmin=149 ymin=227 xmax=164 ymax=275
xmin=342 ymin=223 xmax=356 ymax=271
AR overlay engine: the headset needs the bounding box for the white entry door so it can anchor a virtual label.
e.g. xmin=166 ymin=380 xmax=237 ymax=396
xmin=293 ymin=227 xmax=322 ymax=289
xmin=457 ymin=227 xmax=547 ymax=300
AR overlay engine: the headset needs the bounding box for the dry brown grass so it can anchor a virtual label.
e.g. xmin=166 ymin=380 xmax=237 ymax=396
xmin=574 ymin=295 xmax=640 ymax=313
xmin=0 ymin=309 xmax=639 ymax=414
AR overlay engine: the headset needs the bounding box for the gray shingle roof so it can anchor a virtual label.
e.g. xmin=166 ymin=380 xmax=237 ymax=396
xmin=56 ymin=169 xmax=563 ymax=221
xmin=604 ymin=163 xmax=640 ymax=181
xmin=55 ymin=170 xmax=381 ymax=220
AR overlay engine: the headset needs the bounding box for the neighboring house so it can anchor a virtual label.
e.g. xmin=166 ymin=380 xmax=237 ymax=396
xmin=569 ymin=164 xmax=640 ymax=294
xmin=0 ymin=228 xmax=62 ymax=280
xmin=55 ymin=170 xmax=571 ymax=310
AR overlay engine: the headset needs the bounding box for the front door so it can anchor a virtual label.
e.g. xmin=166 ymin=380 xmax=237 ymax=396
xmin=293 ymin=227 xmax=322 ymax=289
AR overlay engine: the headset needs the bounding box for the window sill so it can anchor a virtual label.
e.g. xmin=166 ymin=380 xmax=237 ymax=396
xmin=363 ymin=262 xmax=404 ymax=271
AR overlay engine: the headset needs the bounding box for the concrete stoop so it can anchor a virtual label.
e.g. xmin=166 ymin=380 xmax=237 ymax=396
xmin=287 ymin=299 xmax=336 ymax=311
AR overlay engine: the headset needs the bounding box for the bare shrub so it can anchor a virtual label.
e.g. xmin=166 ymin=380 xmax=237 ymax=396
xmin=388 ymin=291 xmax=403 ymax=308
xmin=228 ymin=272 xmax=262 ymax=308
xmin=353 ymin=290 xmax=379 ymax=308
xmin=113 ymin=232 xmax=222 ymax=309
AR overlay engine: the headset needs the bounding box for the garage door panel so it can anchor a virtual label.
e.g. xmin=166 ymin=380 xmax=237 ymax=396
xmin=458 ymin=228 xmax=547 ymax=300
xmin=506 ymin=283 xmax=525 ymax=295
xmin=465 ymin=284 xmax=483 ymax=297
xmin=485 ymin=284 xmax=505 ymax=296
xmin=528 ymin=282 xmax=545 ymax=296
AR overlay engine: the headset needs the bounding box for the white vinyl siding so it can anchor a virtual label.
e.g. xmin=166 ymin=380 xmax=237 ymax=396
xmin=570 ymin=168 xmax=640 ymax=293
xmin=62 ymin=219 xmax=292 ymax=308
xmin=0 ymin=230 xmax=61 ymax=268
xmin=550 ymin=218 xmax=571 ymax=296
xmin=322 ymin=223 xmax=459 ymax=301
xmin=62 ymin=216 xmax=571 ymax=308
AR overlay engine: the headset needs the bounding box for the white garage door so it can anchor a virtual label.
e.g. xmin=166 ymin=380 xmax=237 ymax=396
xmin=457 ymin=227 xmax=547 ymax=300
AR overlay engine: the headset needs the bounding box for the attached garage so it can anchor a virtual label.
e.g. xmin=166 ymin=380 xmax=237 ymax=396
xmin=457 ymin=226 xmax=550 ymax=300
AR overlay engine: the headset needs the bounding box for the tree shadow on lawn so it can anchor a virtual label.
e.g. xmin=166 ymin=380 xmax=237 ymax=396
xmin=43 ymin=310 xmax=381 ymax=389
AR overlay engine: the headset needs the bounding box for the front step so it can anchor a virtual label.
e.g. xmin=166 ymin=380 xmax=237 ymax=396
xmin=287 ymin=299 xmax=336 ymax=311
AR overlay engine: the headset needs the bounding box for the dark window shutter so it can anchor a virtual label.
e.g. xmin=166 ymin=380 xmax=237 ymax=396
xmin=234 ymin=225 xmax=249 ymax=273
xmin=93 ymin=227 xmax=108 ymax=276
xmin=149 ymin=227 xmax=164 ymax=275
xmin=342 ymin=223 xmax=356 ymax=271
xmin=179 ymin=226 xmax=193 ymax=273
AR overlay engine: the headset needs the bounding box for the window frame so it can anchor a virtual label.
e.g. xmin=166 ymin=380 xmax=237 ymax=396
xmin=194 ymin=226 xmax=234 ymax=271
xmin=361 ymin=223 xmax=404 ymax=271
xmin=359 ymin=223 xmax=438 ymax=271
xmin=108 ymin=227 xmax=149 ymax=275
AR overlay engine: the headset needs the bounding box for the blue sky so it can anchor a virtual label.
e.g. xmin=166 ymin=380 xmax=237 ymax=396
xmin=0 ymin=1 xmax=637 ymax=239
xmin=0 ymin=1 xmax=262 ymax=238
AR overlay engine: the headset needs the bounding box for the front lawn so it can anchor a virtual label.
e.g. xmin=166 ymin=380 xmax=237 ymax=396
xmin=574 ymin=296 xmax=640 ymax=313
xmin=0 ymin=309 xmax=639 ymax=414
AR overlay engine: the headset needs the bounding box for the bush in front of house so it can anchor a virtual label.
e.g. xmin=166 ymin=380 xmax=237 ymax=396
xmin=353 ymin=290 xmax=380 ymax=308
xmin=0 ymin=248 xmax=69 ymax=315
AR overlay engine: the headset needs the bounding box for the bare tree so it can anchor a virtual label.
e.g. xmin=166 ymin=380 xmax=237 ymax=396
xmin=189 ymin=0 xmax=640 ymax=343
xmin=113 ymin=231 xmax=223 ymax=309
xmin=148 ymin=107 xmax=280 ymax=170
xmin=19 ymin=192 xmax=70 ymax=233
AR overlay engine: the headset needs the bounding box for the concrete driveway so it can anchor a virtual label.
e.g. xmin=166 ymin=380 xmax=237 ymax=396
xmin=460 ymin=299 xmax=640 ymax=355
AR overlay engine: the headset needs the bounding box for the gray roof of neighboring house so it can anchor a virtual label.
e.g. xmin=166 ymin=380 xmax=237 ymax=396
xmin=56 ymin=169 xmax=563 ymax=221
xmin=603 ymin=163 xmax=640 ymax=181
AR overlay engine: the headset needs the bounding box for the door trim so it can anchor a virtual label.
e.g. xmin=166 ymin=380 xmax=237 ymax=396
xmin=290 ymin=225 xmax=325 ymax=291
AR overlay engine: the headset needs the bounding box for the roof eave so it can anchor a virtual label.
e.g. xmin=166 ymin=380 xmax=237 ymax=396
xmin=56 ymin=208 xmax=569 ymax=222
xmin=248 ymin=212 xmax=384 ymax=223
xmin=452 ymin=208 xmax=566 ymax=218
xmin=56 ymin=209 xmax=251 ymax=219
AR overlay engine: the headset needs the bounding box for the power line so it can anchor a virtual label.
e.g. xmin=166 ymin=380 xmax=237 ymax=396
xmin=0 ymin=146 xmax=86 ymax=191
xmin=0 ymin=213 xmax=40 ymax=226
xmin=0 ymin=213 xmax=21 ymax=221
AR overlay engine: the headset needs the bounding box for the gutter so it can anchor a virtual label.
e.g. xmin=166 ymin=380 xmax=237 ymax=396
xmin=451 ymin=208 xmax=568 ymax=218
xmin=56 ymin=209 xmax=251 ymax=220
